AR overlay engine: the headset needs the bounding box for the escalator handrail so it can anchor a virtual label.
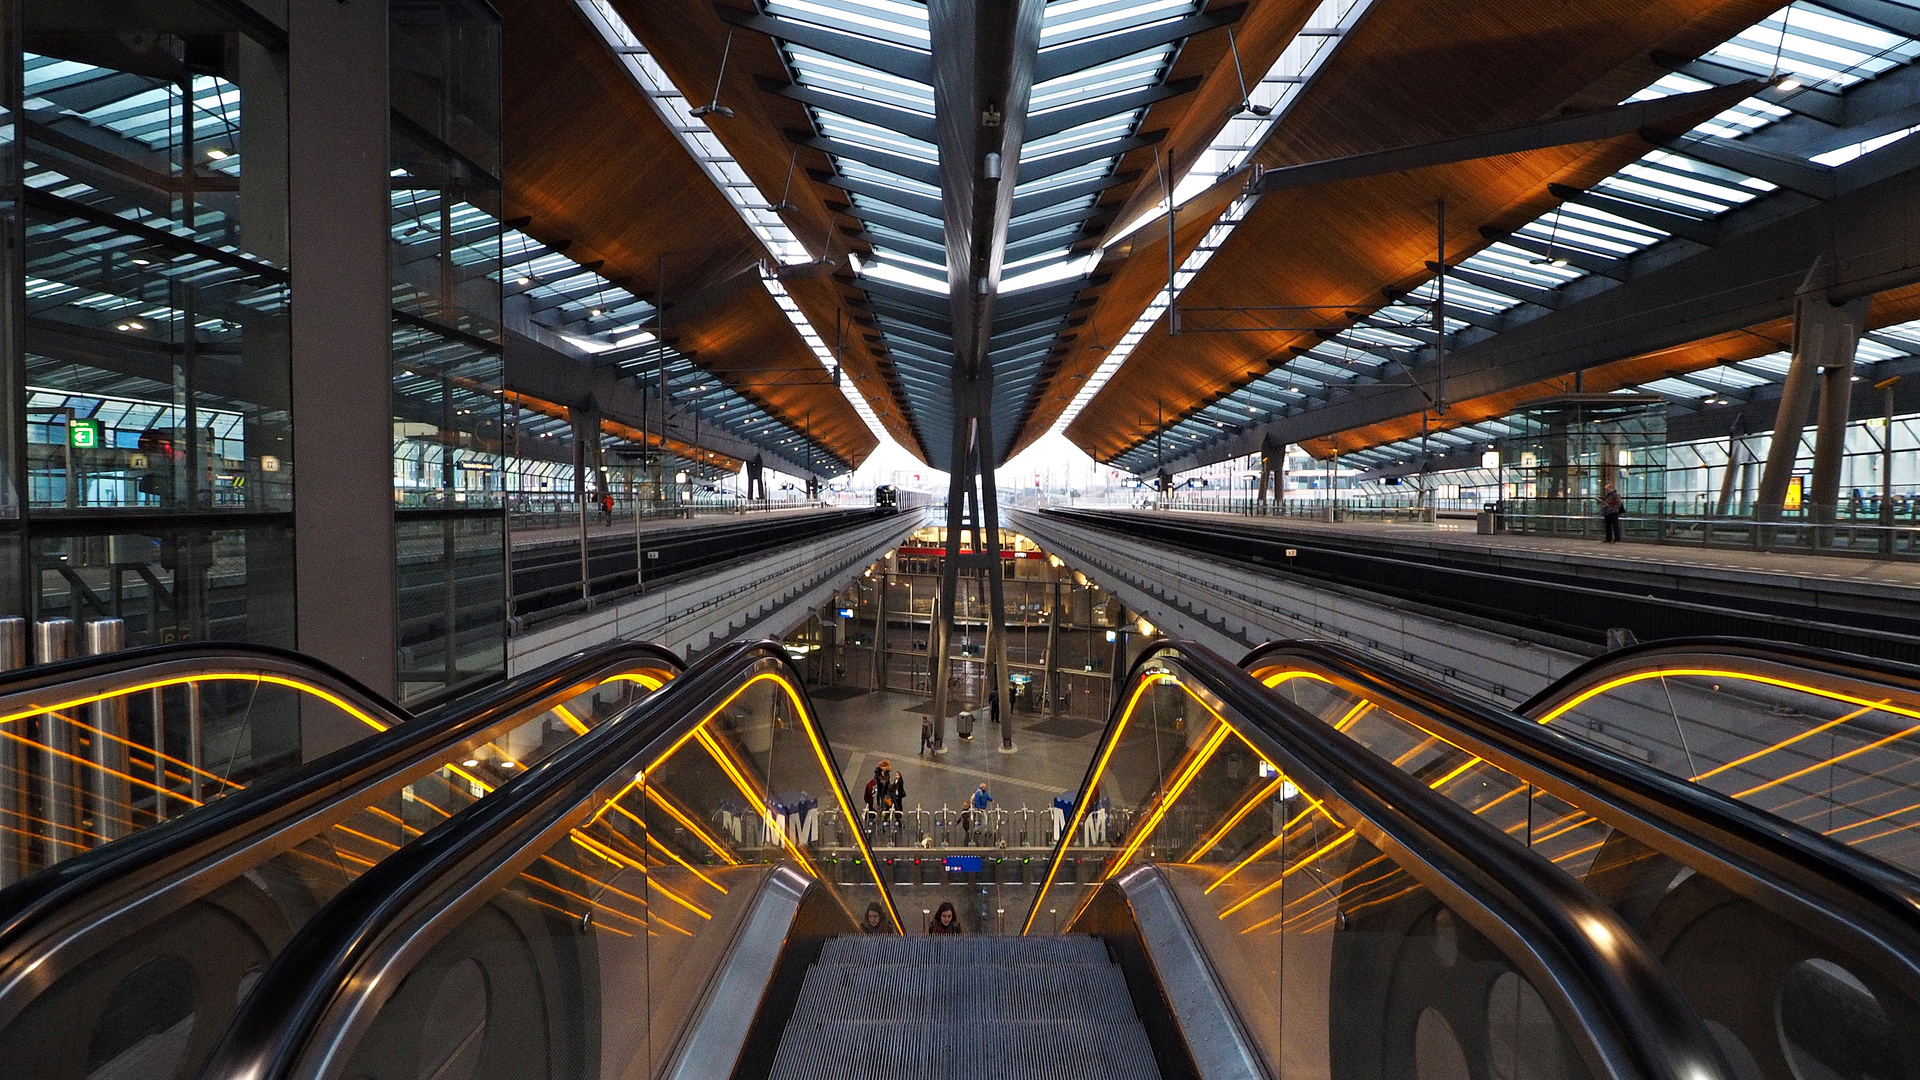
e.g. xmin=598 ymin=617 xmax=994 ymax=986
xmin=195 ymin=640 xmax=865 ymax=1080
xmin=0 ymin=641 xmax=407 ymax=732
xmin=1061 ymin=640 xmax=1730 ymax=1080
xmin=1245 ymin=639 xmax=1920 ymax=987
xmin=0 ymin=640 xmax=682 ymax=1028
xmin=1517 ymin=634 xmax=1920 ymax=716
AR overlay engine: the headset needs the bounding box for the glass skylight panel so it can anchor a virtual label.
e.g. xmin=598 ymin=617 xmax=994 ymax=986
xmin=1738 ymin=351 xmax=1795 ymax=376
xmin=1641 ymin=377 xmax=1714 ymax=399
xmin=1042 ymin=0 xmax=1195 ymax=44
xmin=768 ymin=0 xmax=931 ymax=47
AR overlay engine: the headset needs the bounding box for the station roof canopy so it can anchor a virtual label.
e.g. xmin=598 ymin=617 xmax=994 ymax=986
xmin=513 ymin=0 xmax=1920 ymax=476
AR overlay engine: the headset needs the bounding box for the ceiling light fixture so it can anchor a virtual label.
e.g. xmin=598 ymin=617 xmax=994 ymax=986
xmin=206 ymin=148 xmax=229 ymax=160
xmin=689 ymin=28 xmax=737 ymax=118
xmin=1226 ymin=27 xmax=1273 ymax=118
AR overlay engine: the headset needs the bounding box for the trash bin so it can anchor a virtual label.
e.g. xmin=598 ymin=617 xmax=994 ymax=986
xmin=956 ymin=709 xmax=975 ymax=739
xmin=1478 ymin=502 xmax=1502 ymax=534
xmin=1319 ymin=506 xmax=1335 ymax=523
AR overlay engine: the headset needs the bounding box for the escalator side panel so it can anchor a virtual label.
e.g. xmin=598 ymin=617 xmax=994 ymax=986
xmin=193 ymin=643 xmax=897 ymax=1080
xmin=1245 ymin=642 xmax=1920 ymax=1080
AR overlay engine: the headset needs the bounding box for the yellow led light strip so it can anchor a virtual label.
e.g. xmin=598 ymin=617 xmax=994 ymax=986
xmin=610 ymin=669 xmax=902 ymax=934
xmin=1533 ymin=667 xmax=1920 ymax=728
xmin=1185 ymin=774 xmax=1287 ymax=863
xmin=1022 ymin=671 xmax=1172 ymax=935
xmin=1533 ymin=667 xmax=1920 ymax=801
xmin=1105 ymin=722 xmax=1235 ymax=876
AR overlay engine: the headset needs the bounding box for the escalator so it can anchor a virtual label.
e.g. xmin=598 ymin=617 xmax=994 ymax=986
xmin=1517 ymin=638 xmax=1920 ymax=875
xmin=24 ymin=633 xmax=1916 ymax=1080
xmin=1244 ymin=639 xmax=1920 ymax=1080
xmin=182 ymin=638 xmax=1748 ymax=1080
xmin=0 ymin=640 xmax=680 ymax=1080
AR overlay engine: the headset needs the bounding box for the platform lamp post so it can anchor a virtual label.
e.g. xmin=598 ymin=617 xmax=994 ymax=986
xmin=1878 ymin=376 xmax=1901 ymax=552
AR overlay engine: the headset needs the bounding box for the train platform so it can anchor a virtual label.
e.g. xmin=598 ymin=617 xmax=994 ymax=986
xmin=507 ymin=502 xmax=838 ymax=550
xmin=1138 ymin=508 xmax=1920 ymax=606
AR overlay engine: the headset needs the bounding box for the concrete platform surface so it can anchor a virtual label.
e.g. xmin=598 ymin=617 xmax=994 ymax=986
xmin=1138 ymin=508 xmax=1920 ymax=602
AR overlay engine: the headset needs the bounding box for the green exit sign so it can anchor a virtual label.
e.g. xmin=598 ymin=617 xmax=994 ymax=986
xmin=68 ymin=419 xmax=102 ymax=449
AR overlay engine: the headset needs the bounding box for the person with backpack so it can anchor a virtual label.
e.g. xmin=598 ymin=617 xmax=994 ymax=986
xmin=1599 ymin=483 xmax=1624 ymax=543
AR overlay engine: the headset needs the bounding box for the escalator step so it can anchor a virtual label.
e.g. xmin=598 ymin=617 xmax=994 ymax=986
xmin=769 ymin=936 xmax=1161 ymax=1080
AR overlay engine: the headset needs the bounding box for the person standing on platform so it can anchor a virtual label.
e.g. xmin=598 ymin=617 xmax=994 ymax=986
xmin=928 ymin=901 xmax=962 ymax=934
xmin=1599 ymin=483 xmax=1624 ymax=544
xmin=919 ymin=714 xmax=933 ymax=755
xmin=988 ymin=689 xmax=1000 ymax=726
xmin=887 ymin=771 xmax=906 ymax=831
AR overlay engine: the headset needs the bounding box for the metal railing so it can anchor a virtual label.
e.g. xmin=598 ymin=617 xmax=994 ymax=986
xmin=1142 ymin=494 xmax=1920 ymax=559
xmin=820 ymin=802 xmax=1135 ymax=850
xmin=508 ymin=497 xmax=835 ymax=535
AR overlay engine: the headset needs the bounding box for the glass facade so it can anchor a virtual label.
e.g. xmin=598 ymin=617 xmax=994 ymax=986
xmin=5 ymin=0 xmax=295 ymax=648
xmin=1501 ymin=395 xmax=1668 ymax=522
xmin=390 ymin=0 xmax=506 ymax=705
xmin=0 ymin=1 xmax=506 ymax=697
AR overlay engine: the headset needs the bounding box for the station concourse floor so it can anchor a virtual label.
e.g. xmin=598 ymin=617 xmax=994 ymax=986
xmin=808 ymin=688 xmax=1101 ymax=818
xmin=1146 ymin=508 xmax=1920 ymax=600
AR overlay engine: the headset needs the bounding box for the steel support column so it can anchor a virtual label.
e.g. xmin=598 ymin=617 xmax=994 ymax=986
xmin=290 ymin=0 xmax=396 ymax=715
xmin=1812 ymin=343 xmax=1862 ymax=526
xmin=923 ymin=0 xmax=1043 ymax=753
xmin=1757 ymin=265 xmax=1868 ymax=521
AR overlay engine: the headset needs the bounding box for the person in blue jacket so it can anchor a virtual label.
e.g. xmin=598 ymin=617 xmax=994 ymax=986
xmin=963 ymin=782 xmax=993 ymax=843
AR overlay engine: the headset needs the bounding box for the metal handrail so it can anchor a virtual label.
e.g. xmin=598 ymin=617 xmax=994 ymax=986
xmin=0 ymin=639 xmax=681 ymax=1033
xmin=195 ymin=640 xmax=885 ymax=1080
xmin=1245 ymin=639 xmax=1920 ymax=1006
xmin=1519 ymin=635 xmax=1920 ymax=716
xmin=1033 ymin=639 xmax=1731 ymax=1080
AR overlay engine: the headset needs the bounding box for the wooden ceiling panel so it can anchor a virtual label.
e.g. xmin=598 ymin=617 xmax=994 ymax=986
xmin=1301 ymin=284 xmax=1920 ymax=457
xmin=501 ymin=0 xmax=876 ymax=467
xmin=604 ymin=0 xmax=928 ymax=461
xmin=1051 ymin=0 xmax=1787 ymax=464
xmin=1066 ymin=134 xmax=1648 ymax=460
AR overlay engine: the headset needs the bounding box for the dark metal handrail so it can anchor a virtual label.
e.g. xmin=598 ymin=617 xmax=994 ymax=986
xmin=1036 ymin=639 xmax=1730 ymax=1080
xmin=195 ymin=640 xmax=880 ymax=1080
xmin=1519 ymin=635 xmax=1920 ymax=716
xmin=0 ymin=639 xmax=681 ymax=1031
xmin=1246 ymin=639 xmax=1920 ymax=1000
xmin=0 ymin=642 xmax=400 ymax=724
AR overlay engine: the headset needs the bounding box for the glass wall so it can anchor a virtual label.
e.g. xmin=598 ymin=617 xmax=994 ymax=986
xmin=0 ymin=0 xmax=295 ymax=650
xmin=390 ymin=0 xmax=505 ymax=706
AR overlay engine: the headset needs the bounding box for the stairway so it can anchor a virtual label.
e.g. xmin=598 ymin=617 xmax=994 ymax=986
xmin=768 ymin=935 xmax=1163 ymax=1080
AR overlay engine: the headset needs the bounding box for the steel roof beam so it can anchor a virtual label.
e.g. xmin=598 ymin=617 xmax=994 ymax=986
xmin=719 ymin=8 xmax=935 ymax=84
xmin=1154 ymin=152 xmax=1920 ymax=473
xmin=1547 ymin=183 xmax=1718 ymax=246
xmin=758 ymin=77 xmax=939 ymax=142
xmin=1033 ymin=6 xmax=1242 ymax=83
xmin=1024 ymin=77 xmax=1200 ymax=139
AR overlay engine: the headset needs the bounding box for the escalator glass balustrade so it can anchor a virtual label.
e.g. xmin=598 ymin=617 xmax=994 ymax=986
xmin=1523 ymin=642 xmax=1920 ymax=876
xmin=0 ymin=643 xmax=679 ymax=1080
xmin=1024 ymin=645 xmax=1729 ymax=1080
xmin=1250 ymin=643 xmax=1920 ymax=1080
xmin=197 ymin=642 xmax=898 ymax=1080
